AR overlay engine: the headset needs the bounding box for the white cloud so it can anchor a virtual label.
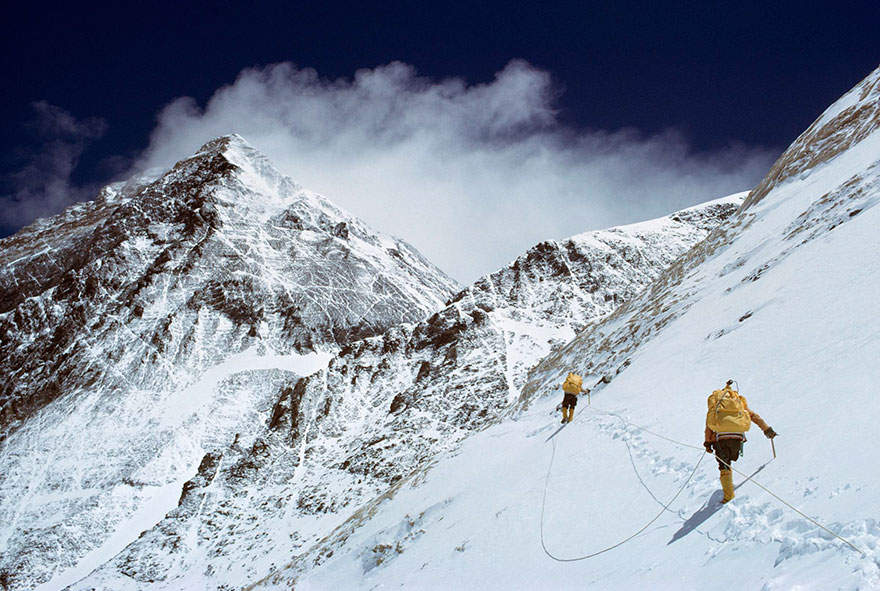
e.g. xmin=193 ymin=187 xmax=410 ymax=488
xmin=1 ymin=102 xmax=107 ymax=231
xmin=136 ymin=60 xmax=776 ymax=284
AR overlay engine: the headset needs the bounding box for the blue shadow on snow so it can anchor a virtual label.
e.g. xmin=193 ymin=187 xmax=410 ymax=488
xmin=668 ymin=462 xmax=771 ymax=545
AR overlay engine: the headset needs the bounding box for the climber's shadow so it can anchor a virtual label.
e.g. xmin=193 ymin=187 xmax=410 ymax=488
xmin=668 ymin=462 xmax=770 ymax=545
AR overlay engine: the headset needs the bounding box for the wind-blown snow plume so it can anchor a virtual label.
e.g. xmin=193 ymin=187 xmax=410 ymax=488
xmin=134 ymin=60 xmax=776 ymax=283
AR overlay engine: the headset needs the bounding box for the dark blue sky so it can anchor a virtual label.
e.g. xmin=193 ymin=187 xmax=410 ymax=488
xmin=2 ymin=0 xmax=878 ymax=239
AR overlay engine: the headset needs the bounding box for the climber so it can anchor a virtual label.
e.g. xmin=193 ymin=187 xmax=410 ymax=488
xmin=560 ymin=372 xmax=589 ymax=424
xmin=704 ymin=380 xmax=777 ymax=503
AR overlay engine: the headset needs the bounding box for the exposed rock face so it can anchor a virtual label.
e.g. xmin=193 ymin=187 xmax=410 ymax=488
xmin=0 ymin=134 xmax=459 ymax=436
xmin=62 ymin=194 xmax=743 ymax=589
xmin=0 ymin=135 xmax=458 ymax=590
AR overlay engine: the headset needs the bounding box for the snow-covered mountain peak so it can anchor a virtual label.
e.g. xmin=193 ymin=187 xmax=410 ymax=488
xmin=192 ymin=132 xmax=249 ymax=156
xmin=197 ymin=134 xmax=301 ymax=201
xmin=191 ymin=133 xmax=274 ymax=172
xmin=145 ymin=134 xmax=302 ymax=222
xmin=0 ymin=136 xmax=463 ymax=590
xmin=159 ymin=134 xmax=433 ymax=264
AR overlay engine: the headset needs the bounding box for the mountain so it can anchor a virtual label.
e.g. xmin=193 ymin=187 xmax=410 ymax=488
xmin=9 ymin=59 xmax=876 ymax=590
xmin=53 ymin=192 xmax=743 ymax=589
xmin=0 ymin=135 xmax=459 ymax=590
xmin=245 ymin=67 xmax=880 ymax=590
xmin=0 ymin=135 xmax=458 ymax=436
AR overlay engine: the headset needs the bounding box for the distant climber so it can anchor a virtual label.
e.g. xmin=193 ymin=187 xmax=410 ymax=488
xmin=704 ymin=380 xmax=777 ymax=503
xmin=560 ymin=372 xmax=589 ymax=424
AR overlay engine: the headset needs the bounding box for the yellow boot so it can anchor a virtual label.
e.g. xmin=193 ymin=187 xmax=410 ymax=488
xmin=720 ymin=469 xmax=735 ymax=504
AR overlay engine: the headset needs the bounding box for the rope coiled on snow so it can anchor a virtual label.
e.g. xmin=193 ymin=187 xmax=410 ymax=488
xmin=540 ymin=416 xmax=705 ymax=562
xmin=540 ymin=403 xmax=867 ymax=561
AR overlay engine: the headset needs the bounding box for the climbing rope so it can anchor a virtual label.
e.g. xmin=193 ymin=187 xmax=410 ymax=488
xmin=586 ymin=405 xmax=705 ymax=451
xmin=711 ymin=447 xmax=866 ymax=556
xmin=540 ymin=419 xmax=706 ymax=562
xmin=540 ymin=402 xmax=867 ymax=560
xmin=586 ymin=404 xmax=866 ymax=556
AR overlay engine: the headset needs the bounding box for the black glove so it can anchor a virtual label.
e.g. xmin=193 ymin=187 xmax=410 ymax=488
xmin=764 ymin=427 xmax=777 ymax=439
xmin=704 ymin=442 xmax=714 ymax=454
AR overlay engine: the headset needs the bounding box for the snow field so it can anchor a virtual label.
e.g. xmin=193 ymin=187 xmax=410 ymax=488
xmin=4 ymin=348 xmax=333 ymax=591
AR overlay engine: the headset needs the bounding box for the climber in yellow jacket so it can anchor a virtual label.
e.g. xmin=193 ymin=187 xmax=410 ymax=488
xmin=704 ymin=380 xmax=777 ymax=503
xmin=560 ymin=372 xmax=589 ymax=424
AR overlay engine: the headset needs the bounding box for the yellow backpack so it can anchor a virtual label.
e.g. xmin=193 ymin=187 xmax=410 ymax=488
xmin=706 ymin=387 xmax=751 ymax=432
xmin=562 ymin=372 xmax=583 ymax=394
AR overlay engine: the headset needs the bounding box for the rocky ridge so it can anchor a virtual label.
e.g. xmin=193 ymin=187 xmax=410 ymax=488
xmin=66 ymin=192 xmax=744 ymax=589
xmin=0 ymin=134 xmax=459 ymax=436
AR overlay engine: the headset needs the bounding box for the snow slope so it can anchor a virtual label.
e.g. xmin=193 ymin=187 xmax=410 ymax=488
xmin=62 ymin=193 xmax=741 ymax=590
xmin=249 ymin=67 xmax=880 ymax=590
